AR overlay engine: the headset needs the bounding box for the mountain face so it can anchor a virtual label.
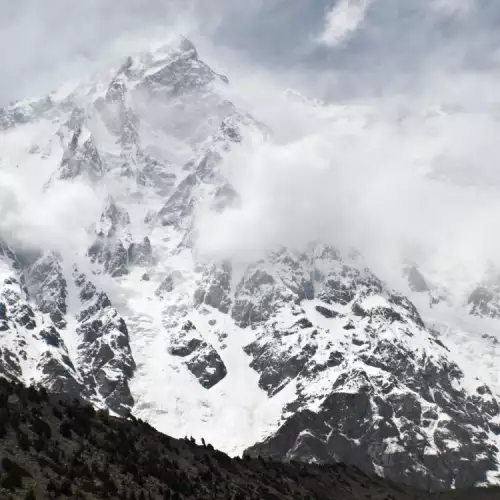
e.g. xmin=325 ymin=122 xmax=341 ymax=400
xmin=0 ymin=242 xmax=134 ymax=416
xmin=1 ymin=36 xmax=500 ymax=492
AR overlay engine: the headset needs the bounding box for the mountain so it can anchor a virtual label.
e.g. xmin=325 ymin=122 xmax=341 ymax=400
xmin=0 ymin=376 xmax=499 ymax=500
xmin=1 ymin=35 xmax=500 ymax=492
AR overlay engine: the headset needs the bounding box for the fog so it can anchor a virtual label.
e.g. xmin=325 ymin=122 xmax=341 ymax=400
xmin=196 ymin=84 xmax=500 ymax=295
xmin=2 ymin=0 xmax=500 ymax=297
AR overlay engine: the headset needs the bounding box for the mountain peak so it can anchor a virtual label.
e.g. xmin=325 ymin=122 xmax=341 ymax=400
xmin=2 ymin=35 xmax=500 ymax=493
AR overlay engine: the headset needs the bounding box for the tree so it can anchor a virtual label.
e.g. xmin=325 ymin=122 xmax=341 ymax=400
xmin=103 ymin=476 xmax=118 ymax=495
xmin=46 ymin=480 xmax=57 ymax=494
xmin=60 ymin=420 xmax=72 ymax=438
xmin=16 ymin=430 xmax=30 ymax=451
xmin=1 ymin=471 xmax=23 ymax=490
xmin=27 ymin=385 xmax=41 ymax=404
xmin=60 ymin=480 xmax=72 ymax=496
xmin=33 ymin=436 xmax=45 ymax=453
xmin=32 ymin=417 xmax=52 ymax=439
xmin=25 ymin=489 xmax=36 ymax=500
xmin=39 ymin=386 xmax=48 ymax=401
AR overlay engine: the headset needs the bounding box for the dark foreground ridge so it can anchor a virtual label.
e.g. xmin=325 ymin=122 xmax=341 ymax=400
xmin=0 ymin=379 xmax=498 ymax=500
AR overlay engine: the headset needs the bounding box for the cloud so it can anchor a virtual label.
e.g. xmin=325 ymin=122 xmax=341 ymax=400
xmin=318 ymin=0 xmax=374 ymax=47
xmin=0 ymin=0 xmax=198 ymax=105
xmin=195 ymin=66 xmax=500 ymax=294
xmin=3 ymin=0 xmax=500 ymax=298
xmin=1 ymin=0 xmax=495 ymax=104
xmin=0 ymin=171 xmax=100 ymax=256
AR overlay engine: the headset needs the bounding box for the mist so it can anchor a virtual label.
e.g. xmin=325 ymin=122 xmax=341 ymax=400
xmin=2 ymin=0 xmax=500 ymax=299
xmin=195 ymin=81 xmax=500 ymax=293
xmin=0 ymin=169 xmax=100 ymax=256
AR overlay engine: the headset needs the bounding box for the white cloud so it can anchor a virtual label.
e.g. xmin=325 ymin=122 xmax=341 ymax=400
xmin=0 ymin=172 xmax=100 ymax=255
xmin=2 ymin=0 xmax=500 ymax=299
xmin=318 ymin=0 xmax=374 ymax=47
xmin=195 ymin=69 xmax=500 ymax=294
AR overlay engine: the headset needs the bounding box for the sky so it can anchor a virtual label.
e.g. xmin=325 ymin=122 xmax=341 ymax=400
xmin=3 ymin=0 xmax=500 ymax=104
xmin=2 ymin=0 xmax=500 ymax=297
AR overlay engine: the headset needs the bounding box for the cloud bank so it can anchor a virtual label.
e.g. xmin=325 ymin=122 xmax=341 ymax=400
xmin=2 ymin=0 xmax=500 ymax=298
xmin=195 ymin=86 xmax=500 ymax=293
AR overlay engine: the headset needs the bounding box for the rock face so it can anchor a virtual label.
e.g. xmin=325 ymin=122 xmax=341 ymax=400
xmin=88 ymin=198 xmax=154 ymax=277
xmin=0 ymin=243 xmax=83 ymax=397
xmin=57 ymin=109 xmax=105 ymax=182
xmin=194 ymin=262 xmax=232 ymax=314
xmin=0 ymin=241 xmax=136 ymax=415
xmin=73 ymin=270 xmax=136 ymax=414
xmin=0 ymin=96 xmax=54 ymax=130
xmin=169 ymin=321 xmax=227 ymax=389
xmin=25 ymin=253 xmax=68 ymax=329
xmin=1 ymin=35 xmax=500 ymax=491
xmin=405 ymin=263 xmax=430 ymax=293
xmin=230 ymin=247 xmax=499 ymax=490
xmin=468 ymin=282 xmax=500 ymax=319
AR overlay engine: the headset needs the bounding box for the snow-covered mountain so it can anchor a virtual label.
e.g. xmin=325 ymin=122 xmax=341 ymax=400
xmin=1 ymin=36 xmax=500 ymax=492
